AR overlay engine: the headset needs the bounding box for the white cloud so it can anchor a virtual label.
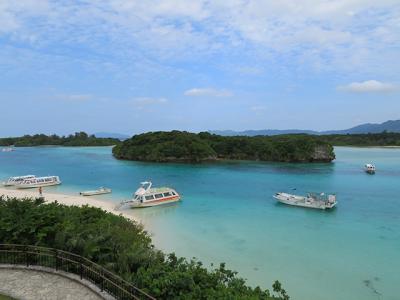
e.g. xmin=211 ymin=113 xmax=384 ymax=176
xmin=184 ymin=88 xmax=233 ymax=97
xmin=57 ymin=94 xmax=93 ymax=101
xmin=250 ymin=105 xmax=267 ymax=111
xmin=0 ymin=0 xmax=399 ymax=75
xmin=133 ymin=97 xmax=168 ymax=109
xmin=337 ymin=80 xmax=397 ymax=93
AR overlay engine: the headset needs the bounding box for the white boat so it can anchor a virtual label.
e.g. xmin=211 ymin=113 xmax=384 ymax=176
xmin=80 ymin=187 xmax=112 ymax=196
xmin=365 ymin=164 xmax=376 ymax=174
xmin=16 ymin=176 xmax=61 ymax=189
xmin=274 ymin=192 xmax=337 ymax=210
xmin=2 ymin=147 xmax=15 ymax=152
xmin=118 ymin=181 xmax=181 ymax=208
xmin=2 ymin=175 xmax=36 ymax=186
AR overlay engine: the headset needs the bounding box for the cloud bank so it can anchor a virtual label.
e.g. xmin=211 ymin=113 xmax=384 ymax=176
xmin=337 ymin=80 xmax=397 ymax=93
xmin=184 ymin=88 xmax=233 ymax=97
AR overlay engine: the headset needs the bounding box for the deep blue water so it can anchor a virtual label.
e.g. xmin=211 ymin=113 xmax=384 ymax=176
xmin=1 ymin=146 xmax=399 ymax=300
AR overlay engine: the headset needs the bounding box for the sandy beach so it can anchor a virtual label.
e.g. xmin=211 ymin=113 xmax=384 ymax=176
xmin=0 ymin=187 xmax=140 ymax=223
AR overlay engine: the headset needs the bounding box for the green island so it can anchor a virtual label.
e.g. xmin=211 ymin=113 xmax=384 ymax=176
xmin=0 ymin=197 xmax=288 ymax=300
xmin=0 ymin=132 xmax=120 ymax=147
xmin=317 ymin=131 xmax=400 ymax=147
xmin=112 ymin=131 xmax=335 ymax=163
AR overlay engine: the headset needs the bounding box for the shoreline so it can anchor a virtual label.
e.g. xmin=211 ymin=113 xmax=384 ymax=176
xmin=0 ymin=187 xmax=140 ymax=224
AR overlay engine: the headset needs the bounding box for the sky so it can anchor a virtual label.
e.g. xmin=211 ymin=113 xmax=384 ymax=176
xmin=0 ymin=0 xmax=399 ymax=136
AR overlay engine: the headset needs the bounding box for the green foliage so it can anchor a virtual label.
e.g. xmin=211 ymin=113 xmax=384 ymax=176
xmin=0 ymin=132 xmax=120 ymax=147
xmin=0 ymin=197 xmax=287 ymax=300
xmin=112 ymin=131 xmax=217 ymax=162
xmin=113 ymin=131 xmax=335 ymax=163
xmin=318 ymin=132 xmax=400 ymax=146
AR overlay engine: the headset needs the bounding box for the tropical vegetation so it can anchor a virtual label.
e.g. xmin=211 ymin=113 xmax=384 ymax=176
xmin=0 ymin=197 xmax=289 ymax=300
xmin=113 ymin=131 xmax=335 ymax=163
xmin=318 ymin=131 xmax=400 ymax=146
xmin=0 ymin=132 xmax=120 ymax=147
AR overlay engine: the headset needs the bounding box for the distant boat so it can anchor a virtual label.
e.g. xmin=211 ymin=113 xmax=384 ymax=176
xmin=2 ymin=175 xmax=36 ymax=186
xmin=118 ymin=181 xmax=181 ymax=208
xmin=80 ymin=187 xmax=112 ymax=196
xmin=2 ymin=146 xmax=15 ymax=152
xmin=365 ymin=164 xmax=376 ymax=174
xmin=16 ymin=176 xmax=61 ymax=189
xmin=274 ymin=192 xmax=337 ymax=210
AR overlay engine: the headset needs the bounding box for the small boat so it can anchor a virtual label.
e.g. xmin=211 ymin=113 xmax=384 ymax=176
xmin=80 ymin=187 xmax=112 ymax=196
xmin=16 ymin=176 xmax=61 ymax=189
xmin=2 ymin=175 xmax=36 ymax=186
xmin=274 ymin=192 xmax=337 ymax=210
xmin=2 ymin=147 xmax=15 ymax=152
xmin=118 ymin=181 xmax=180 ymax=208
xmin=365 ymin=164 xmax=376 ymax=174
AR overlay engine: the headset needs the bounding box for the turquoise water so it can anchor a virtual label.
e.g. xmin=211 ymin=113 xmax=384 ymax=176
xmin=1 ymin=146 xmax=399 ymax=300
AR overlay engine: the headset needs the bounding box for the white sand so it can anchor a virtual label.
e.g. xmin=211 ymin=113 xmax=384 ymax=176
xmin=0 ymin=187 xmax=140 ymax=223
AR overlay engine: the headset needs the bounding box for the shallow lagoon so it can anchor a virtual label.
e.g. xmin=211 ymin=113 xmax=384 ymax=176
xmin=1 ymin=146 xmax=399 ymax=300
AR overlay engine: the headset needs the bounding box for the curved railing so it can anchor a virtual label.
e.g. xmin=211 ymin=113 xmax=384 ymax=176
xmin=0 ymin=244 xmax=155 ymax=300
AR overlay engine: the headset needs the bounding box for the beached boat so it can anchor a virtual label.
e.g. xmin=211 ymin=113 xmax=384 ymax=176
xmin=274 ymin=192 xmax=337 ymax=210
xmin=2 ymin=175 xmax=36 ymax=186
xmin=16 ymin=176 xmax=61 ymax=189
xmin=119 ymin=181 xmax=181 ymax=208
xmin=80 ymin=187 xmax=112 ymax=196
xmin=365 ymin=163 xmax=376 ymax=174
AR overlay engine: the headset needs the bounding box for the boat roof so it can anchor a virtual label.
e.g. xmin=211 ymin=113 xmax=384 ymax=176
xmin=148 ymin=187 xmax=174 ymax=193
xmin=10 ymin=175 xmax=35 ymax=179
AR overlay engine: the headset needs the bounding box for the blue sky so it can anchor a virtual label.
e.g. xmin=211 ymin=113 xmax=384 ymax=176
xmin=0 ymin=0 xmax=399 ymax=136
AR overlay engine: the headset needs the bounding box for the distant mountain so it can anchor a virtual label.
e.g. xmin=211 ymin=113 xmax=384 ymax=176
xmin=210 ymin=120 xmax=400 ymax=136
xmin=93 ymin=132 xmax=130 ymax=140
xmin=323 ymin=120 xmax=400 ymax=134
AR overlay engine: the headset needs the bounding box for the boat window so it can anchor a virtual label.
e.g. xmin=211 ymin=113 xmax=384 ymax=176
xmin=154 ymin=193 xmax=163 ymax=199
xmin=163 ymin=192 xmax=172 ymax=197
xmin=171 ymin=191 xmax=176 ymax=195
xmin=145 ymin=195 xmax=155 ymax=200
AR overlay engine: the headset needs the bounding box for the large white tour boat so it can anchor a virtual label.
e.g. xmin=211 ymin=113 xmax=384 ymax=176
xmin=2 ymin=175 xmax=36 ymax=186
xmin=364 ymin=163 xmax=376 ymax=174
xmin=16 ymin=176 xmax=61 ymax=189
xmin=274 ymin=192 xmax=337 ymax=210
xmin=119 ymin=181 xmax=181 ymax=208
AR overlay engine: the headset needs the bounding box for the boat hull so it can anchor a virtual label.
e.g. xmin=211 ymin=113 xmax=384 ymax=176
xmin=17 ymin=181 xmax=61 ymax=189
xmin=130 ymin=196 xmax=181 ymax=208
xmin=274 ymin=193 xmax=336 ymax=210
xmin=80 ymin=189 xmax=112 ymax=196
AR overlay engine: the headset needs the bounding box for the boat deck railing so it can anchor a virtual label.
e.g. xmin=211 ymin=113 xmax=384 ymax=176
xmin=0 ymin=244 xmax=155 ymax=300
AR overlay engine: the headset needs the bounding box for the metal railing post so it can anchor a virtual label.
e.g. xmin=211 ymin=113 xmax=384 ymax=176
xmin=25 ymin=245 xmax=29 ymax=267
xmin=55 ymin=249 xmax=59 ymax=271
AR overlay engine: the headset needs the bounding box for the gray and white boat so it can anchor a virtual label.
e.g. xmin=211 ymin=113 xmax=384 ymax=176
xmin=80 ymin=187 xmax=112 ymax=196
xmin=274 ymin=192 xmax=337 ymax=210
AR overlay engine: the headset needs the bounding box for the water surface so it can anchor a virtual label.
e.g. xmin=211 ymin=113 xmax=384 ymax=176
xmin=1 ymin=146 xmax=399 ymax=300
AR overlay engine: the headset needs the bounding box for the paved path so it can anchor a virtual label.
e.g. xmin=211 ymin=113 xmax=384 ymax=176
xmin=0 ymin=269 xmax=103 ymax=300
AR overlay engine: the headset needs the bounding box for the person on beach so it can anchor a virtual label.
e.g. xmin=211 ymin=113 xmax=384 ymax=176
xmin=39 ymin=186 xmax=43 ymax=197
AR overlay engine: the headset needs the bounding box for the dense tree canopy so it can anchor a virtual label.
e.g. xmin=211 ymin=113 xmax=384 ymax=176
xmin=113 ymin=131 xmax=335 ymax=163
xmin=0 ymin=132 xmax=120 ymax=147
xmin=0 ymin=197 xmax=288 ymax=300
xmin=318 ymin=131 xmax=400 ymax=146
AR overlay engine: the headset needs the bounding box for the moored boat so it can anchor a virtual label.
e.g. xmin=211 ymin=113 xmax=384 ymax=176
xmin=119 ymin=181 xmax=180 ymax=208
xmin=365 ymin=163 xmax=376 ymax=174
xmin=16 ymin=176 xmax=61 ymax=189
xmin=274 ymin=192 xmax=337 ymax=210
xmin=2 ymin=175 xmax=36 ymax=186
xmin=80 ymin=187 xmax=112 ymax=196
xmin=2 ymin=147 xmax=15 ymax=152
